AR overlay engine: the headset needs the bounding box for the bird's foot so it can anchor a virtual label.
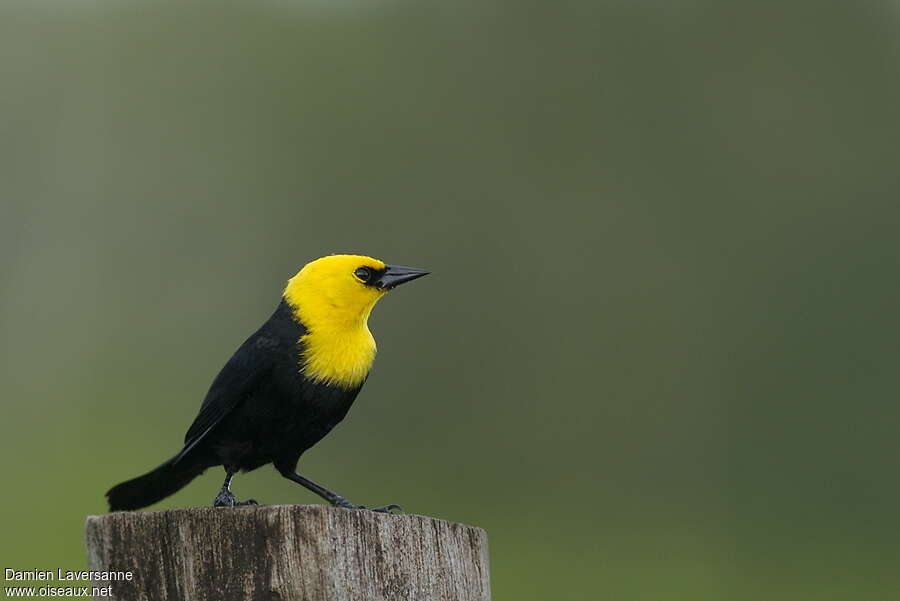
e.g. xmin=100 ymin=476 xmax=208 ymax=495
xmin=213 ymin=489 xmax=259 ymax=508
xmin=367 ymin=504 xmax=402 ymax=514
xmin=331 ymin=496 xmax=401 ymax=513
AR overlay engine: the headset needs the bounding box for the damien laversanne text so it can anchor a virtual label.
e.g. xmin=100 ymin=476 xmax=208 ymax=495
xmin=5 ymin=569 xmax=133 ymax=581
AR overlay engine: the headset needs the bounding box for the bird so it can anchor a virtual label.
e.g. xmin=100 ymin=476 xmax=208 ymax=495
xmin=106 ymin=254 xmax=429 ymax=513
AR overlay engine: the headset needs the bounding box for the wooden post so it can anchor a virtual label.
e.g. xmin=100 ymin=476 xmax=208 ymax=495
xmin=85 ymin=504 xmax=490 ymax=601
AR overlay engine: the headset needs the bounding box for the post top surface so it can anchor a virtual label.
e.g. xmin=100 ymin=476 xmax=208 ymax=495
xmin=86 ymin=503 xmax=486 ymax=536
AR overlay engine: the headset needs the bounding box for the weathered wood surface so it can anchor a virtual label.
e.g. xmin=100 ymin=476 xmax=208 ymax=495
xmin=85 ymin=504 xmax=490 ymax=601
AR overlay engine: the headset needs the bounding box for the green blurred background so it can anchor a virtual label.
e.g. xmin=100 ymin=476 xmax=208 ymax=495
xmin=2 ymin=1 xmax=899 ymax=599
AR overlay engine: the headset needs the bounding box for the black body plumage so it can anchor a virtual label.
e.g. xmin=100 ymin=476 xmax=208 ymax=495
xmin=106 ymin=300 xmax=363 ymax=511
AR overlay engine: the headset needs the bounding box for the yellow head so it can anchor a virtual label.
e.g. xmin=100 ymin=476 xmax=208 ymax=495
xmin=283 ymin=254 xmax=429 ymax=389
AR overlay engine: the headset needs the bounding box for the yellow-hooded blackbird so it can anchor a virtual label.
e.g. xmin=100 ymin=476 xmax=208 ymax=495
xmin=106 ymin=254 xmax=429 ymax=513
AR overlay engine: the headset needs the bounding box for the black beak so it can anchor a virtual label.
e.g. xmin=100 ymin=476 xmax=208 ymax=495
xmin=376 ymin=264 xmax=430 ymax=290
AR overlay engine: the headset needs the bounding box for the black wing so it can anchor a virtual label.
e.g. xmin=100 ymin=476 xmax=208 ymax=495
xmin=173 ymin=298 xmax=312 ymax=464
xmin=172 ymin=330 xmax=278 ymax=464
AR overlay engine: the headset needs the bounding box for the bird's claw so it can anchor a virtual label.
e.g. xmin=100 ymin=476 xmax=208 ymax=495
xmin=368 ymin=504 xmax=402 ymax=513
xmin=214 ymin=490 xmax=259 ymax=508
xmin=332 ymin=497 xmax=402 ymax=513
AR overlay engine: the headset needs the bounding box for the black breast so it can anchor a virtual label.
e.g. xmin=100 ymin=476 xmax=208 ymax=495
xmin=199 ymin=299 xmax=365 ymax=473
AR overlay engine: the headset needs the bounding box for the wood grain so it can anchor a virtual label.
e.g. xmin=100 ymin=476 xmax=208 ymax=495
xmin=85 ymin=505 xmax=490 ymax=601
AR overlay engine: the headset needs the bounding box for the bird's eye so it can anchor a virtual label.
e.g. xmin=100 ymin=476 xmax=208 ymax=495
xmin=354 ymin=267 xmax=372 ymax=283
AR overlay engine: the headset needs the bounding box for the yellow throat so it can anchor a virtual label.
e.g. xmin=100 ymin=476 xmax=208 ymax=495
xmin=283 ymin=255 xmax=388 ymax=389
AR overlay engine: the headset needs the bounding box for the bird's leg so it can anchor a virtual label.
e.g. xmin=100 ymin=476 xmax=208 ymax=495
xmin=281 ymin=471 xmax=400 ymax=513
xmin=213 ymin=468 xmax=258 ymax=507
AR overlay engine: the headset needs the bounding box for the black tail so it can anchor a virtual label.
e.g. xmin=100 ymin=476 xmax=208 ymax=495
xmin=106 ymin=458 xmax=204 ymax=511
